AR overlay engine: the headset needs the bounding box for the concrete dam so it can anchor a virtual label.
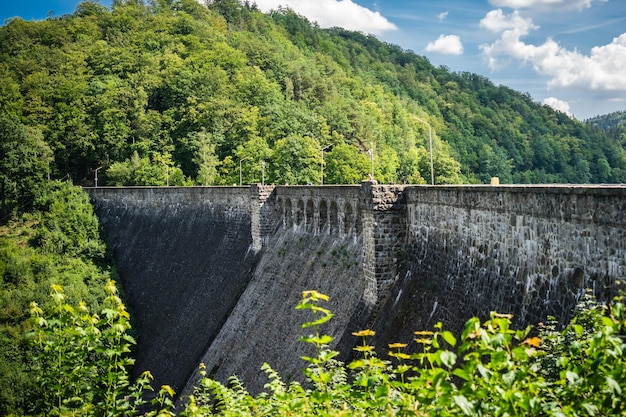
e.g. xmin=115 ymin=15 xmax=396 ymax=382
xmin=87 ymin=183 xmax=626 ymax=398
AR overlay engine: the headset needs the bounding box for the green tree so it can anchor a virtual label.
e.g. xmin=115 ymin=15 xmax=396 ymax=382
xmin=235 ymin=136 xmax=272 ymax=185
xmin=0 ymin=182 xmax=112 ymax=415
xmin=324 ymin=142 xmax=370 ymax=184
xmin=269 ymin=134 xmax=321 ymax=184
xmin=0 ymin=113 xmax=52 ymax=217
xmin=27 ymin=282 xmax=137 ymax=416
xmin=398 ymin=147 xmax=427 ymax=184
xmin=191 ymin=131 xmax=220 ymax=185
xmin=106 ymin=151 xmax=188 ymax=186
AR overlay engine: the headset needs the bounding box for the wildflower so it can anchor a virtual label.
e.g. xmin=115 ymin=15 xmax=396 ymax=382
xmin=161 ymin=385 xmax=175 ymax=397
xmin=389 ymin=342 xmax=408 ymax=349
xmin=301 ymin=290 xmax=329 ymax=301
xmin=352 ymin=329 xmax=375 ymax=337
xmin=354 ymin=345 xmax=374 ymax=353
xmin=388 ymin=351 xmax=411 ymax=360
xmin=522 ymin=337 xmax=541 ymax=347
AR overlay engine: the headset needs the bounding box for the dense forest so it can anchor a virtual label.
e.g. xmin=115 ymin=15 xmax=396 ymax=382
xmin=586 ymin=110 xmax=626 ymax=132
xmin=1 ymin=0 xmax=626 ymax=218
xmin=586 ymin=110 xmax=626 ymax=153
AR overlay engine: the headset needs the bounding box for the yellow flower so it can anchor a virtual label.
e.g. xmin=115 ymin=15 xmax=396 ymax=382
xmin=388 ymin=352 xmax=411 ymax=360
xmin=352 ymin=329 xmax=376 ymax=337
xmin=354 ymin=345 xmax=374 ymax=353
xmin=414 ymin=330 xmax=434 ymax=336
xmin=414 ymin=338 xmax=433 ymax=345
xmin=522 ymin=337 xmax=541 ymax=347
xmin=301 ymin=290 xmax=329 ymax=301
xmin=161 ymin=385 xmax=175 ymax=397
xmin=388 ymin=342 xmax=408 ymax=349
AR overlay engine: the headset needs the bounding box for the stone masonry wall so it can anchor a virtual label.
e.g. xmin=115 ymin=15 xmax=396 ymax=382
xmin=372 ymin=185 xmax=626 ymax=348
xmin=87 ymin=184 xmax=626 ymax=401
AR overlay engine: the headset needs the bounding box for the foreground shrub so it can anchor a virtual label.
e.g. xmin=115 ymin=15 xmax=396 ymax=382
xmin=25 ymin=287 xmax=626 ymax=416
xmin=183 ymin=290 xmax=626 ymax=417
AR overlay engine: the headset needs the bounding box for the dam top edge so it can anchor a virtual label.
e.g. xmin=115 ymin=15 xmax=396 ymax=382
xmin=83 ymin=183 xmax=626 ymax=195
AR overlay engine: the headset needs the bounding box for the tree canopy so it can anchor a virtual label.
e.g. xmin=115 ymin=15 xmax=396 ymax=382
xmin=1 ymin=0 xmax=625 ymax=217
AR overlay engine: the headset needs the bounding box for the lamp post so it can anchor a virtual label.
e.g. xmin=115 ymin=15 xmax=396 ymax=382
xmin=94 ymin=166 xmax=103 ymax=187
xmin=239 ymin=156 xmax=250 ymax=186
xmin=321 ymin=144 xmax=332 ymax=184
xmin=369 ymin=142 xmax=374 ymax=180
xmin=412 ymin=116 xmax=434 ymax=185
xmin=261 ymin=160 xmax=265 ymax=185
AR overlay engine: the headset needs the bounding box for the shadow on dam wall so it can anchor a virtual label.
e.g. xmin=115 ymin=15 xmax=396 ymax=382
xmin=88 ymin=187 xmax=259 ymax=394
xmin=87 ymin=183 xmax=626 ymax=400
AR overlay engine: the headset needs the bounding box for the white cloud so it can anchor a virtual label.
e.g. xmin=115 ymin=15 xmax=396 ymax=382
xmin=425 ymin=35 xmax=464 ymax=55
xmin=487 ymin=0 xmax=598 ymax=11
xmin=543 ymin=97 xmax=572 ymax=116
xmin=479 ymin=9 xmax=536 ymax=35
xmin=479 ymin=9 xmax=626 ymax=96
xmin=437 ymin=11 xmax=448 ymax=21
xmin=251 ymin=0 xmax=397 ymax=35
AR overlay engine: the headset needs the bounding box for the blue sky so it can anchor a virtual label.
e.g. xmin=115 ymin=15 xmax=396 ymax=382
xmin=2 ymin=0 xmax=625 ymax=120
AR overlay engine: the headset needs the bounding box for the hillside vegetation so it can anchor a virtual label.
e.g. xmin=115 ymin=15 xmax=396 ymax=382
xmin=0 ymin=181 xmax=115 ymax=414
xmin=2 ymin=0 xmax=626 ymax=218
xmin=586 ymin=110 xmax=626 ymax=132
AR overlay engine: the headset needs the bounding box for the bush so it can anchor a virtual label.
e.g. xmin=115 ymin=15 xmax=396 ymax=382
xmin=182 ymin=290 xmax=626 ymax=417
xmin=21 ymin=287 xmax=626 ymax=416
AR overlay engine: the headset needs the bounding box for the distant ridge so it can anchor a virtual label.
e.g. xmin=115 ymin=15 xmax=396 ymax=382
xmin=586 ymin=110 xmax=626 ymax=132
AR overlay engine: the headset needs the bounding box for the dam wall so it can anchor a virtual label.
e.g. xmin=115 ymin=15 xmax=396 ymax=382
xmin=372 ymin=185 xmax=626 ymax=347
xmin=88 ymin=186 xmax=260 ymax=393
xmin=86 ymin=184 xmax=626 ymax=398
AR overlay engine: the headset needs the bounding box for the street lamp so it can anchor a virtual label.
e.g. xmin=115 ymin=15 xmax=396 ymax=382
xmin=321 ymin=144 xmax=332 ymax=184
xmin=412 ymin=116 xmax=434 ymax=185
xmin=369 ymin=142 xmax=374 ymax=180
xmin=239 ymin=156 xmax=250 ymax=186
xmin=94 ymin=166 xmax=103 ymax=187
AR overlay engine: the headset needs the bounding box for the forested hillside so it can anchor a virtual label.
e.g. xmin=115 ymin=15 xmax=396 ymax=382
xmin=2 ymin=0 xmax=626 ymax=219
xmin=586 ymin=110 xmax=626 ymax=132
xmin=0 ymin=181 xmax=116 ymax=414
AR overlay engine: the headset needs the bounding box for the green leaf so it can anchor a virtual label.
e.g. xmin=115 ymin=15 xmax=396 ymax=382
xmin=606 ymin=376 xmax=622 ymax=395
xmin=348 ymin=359 xmax=366 ymax=370
xmin=440 ymin=350 xmax=457 ymax=368
xmin=477 ymin=364 xmax=491 ymax=379
xmin=502 ymin=370 xmax=516 ymax=387
xmin=453 ymin=368 xmax=471 ymax=381
xmin=319 ymin=372 xmax=331 ymax=384
xmin=453 ymin=395 xmax=474 ymax=415
xmin=442 ymin=330 xmax=457 ymax=346
xmin=301 ymin=312 xmax=334 ymax=328
xmin=582 ymin=403 xmax=598 ymax=416
xmin=566 ymin=371 xmax=580 ymax=386
xmin=573 ymin=324 xmax=584 ymax=336
xmin=299 ymin=335 xmax=333 ymax=345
